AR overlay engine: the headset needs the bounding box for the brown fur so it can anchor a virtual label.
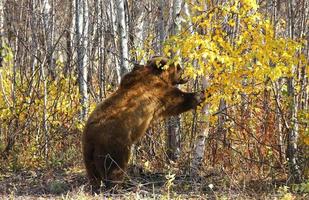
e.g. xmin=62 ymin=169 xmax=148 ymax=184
xmin=82 ymin=57 xmax=205 ymax=189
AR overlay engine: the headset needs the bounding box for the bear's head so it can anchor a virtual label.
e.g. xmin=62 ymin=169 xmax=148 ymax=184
xmin=146 ymin=56 xmax=188 ymax=85
xmin=120 ymin=56 xmax=188 ymax=89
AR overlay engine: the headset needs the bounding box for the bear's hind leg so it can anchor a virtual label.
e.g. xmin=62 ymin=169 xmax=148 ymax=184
xmin=85 ymin=160 xmax=102 ymax=190
xmin=94 ymin=145 xmax=130 ymax=188
xmin=83 ymin=143 xmax=102 ymax=190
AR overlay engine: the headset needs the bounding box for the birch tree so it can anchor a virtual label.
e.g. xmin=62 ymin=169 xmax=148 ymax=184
xmin=40 ymin=0 xmax=51 ymax=160
xmin=158 ymin=0 xmax=165 ymax=52
xmin=116 ymin=0 xmax=129 ymax=78
xmin=0 ymin=0 xmax=3 ymax=39
xmin=64 ymin=0 xmax=74 ymax=76
xmin=183 ymin=2 xmax=210 ymax=173
xmin=286 ymin=0 xmax=302 ymax=183
xmin=75 ymin=0 xmax=89 ymax=120
xmin=0 ymin=0 xmax=4 ymax=153
xmin=192 ymin=77 xmax=210 ymax=172
xmin=271 ymin=0 xmax=286 ymax=164
xmin=42 ymin=0 xmax=55 ymax=78
xmin=131 ymin=1 xmax=145 ymax=63
xmin=108 ymin=0 xmax=121 ymax=84
xmin=166 ymin=0 xmax=183 ymax=161
xmin=98 ymin=0 xmax=106 ymax=99
xmin=0 ymin=0 xmax=4 ymax=67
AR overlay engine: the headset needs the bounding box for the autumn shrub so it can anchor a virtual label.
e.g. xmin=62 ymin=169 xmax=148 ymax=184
xmin=0 ymin=48 xmax=82 ymax=169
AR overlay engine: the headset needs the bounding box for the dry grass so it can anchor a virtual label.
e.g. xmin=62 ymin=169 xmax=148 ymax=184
xmin=0 ymin=165 xmax=308 ymax=200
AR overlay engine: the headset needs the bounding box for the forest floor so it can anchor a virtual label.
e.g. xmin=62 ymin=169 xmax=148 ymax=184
xmin=0 ymin=164 xmax=308 ymax=200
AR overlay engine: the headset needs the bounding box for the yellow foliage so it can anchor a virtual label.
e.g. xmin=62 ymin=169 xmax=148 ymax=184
xmin=0 ymin=53 xmax=82 ymax=166
xmin=161 ymin=0 xmax=309 ymax=149
xmin=164 ymin=0 xmax=305 ymax=112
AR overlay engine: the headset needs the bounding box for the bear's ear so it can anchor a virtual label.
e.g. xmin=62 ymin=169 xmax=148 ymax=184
xmin=146 ymin=56 xmax=169 ymax=70
xmin=132 ymin=63 xmax=144 ymax=71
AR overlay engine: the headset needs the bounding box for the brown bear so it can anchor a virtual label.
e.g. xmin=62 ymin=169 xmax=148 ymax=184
xmin=82 ymin=56 xmax=205 ymax=189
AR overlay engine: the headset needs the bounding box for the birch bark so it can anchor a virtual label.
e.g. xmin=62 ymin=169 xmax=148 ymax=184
xmin=166 ymin=0 xmax=183 ymax=161
xmin=75 ymin=0 xmax=89 ymax=120
xmin=286 ymin=0 xmax=302 ymax=183
xmin=116 ymin=0 xmax=129 ymax=77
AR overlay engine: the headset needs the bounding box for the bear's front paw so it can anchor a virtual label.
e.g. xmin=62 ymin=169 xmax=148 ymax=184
xmin=194 ymin=91 xmax=206 ymax=105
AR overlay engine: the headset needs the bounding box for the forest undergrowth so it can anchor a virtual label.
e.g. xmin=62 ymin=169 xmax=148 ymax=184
xmin=1 ymin=163 xmax=308 ymax=199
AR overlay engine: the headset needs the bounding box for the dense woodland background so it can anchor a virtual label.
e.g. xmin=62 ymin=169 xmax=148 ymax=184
xmin=0 ymin=0 xmax=308 ymax=198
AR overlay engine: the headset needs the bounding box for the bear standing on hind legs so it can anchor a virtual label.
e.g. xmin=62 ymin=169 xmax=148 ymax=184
xmin=82 ymin=56 xmax=206 ymax=190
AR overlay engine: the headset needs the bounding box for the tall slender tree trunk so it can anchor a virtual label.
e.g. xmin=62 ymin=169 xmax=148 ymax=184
xmin=64 ymin=0 xmax=74 ymax=76
xmin=75 ymin=0 xmax=89 ymax=120
xmin=98 ymin=0 xmax=106 ymax=99
xmin=192 ymin=77 xmax=209 ymax=172
xmin=158 ymin=0 xmax=165 ymax=52
xmin=0 ymin=0 xmax=4 ymax=68
xmin=116 ymin=0 xmax=129 ymax=78
xmin=41 ymin=59 xmax=49 ymax=161
xmin=166 ymin=0 xmax=183 ymax=161
xmin=286 ymin=0 xmax=302 ymax=183
xmin=274 ymin=79 xmax=286 ymax=163
xmin=132 ymin=1 xmax=145 ymax=63
xmin=0 ymin=0 xmax=5 ymax=156
xmin=41 ymin=0 xmax=51 ymax=161
xmin=42 ymin=0 xmax=55 ymax=79
xmin=191 ymin=3 xmax=211 ymax=174
xmin=271 ymin=0 xmax=286 ymax=164
xmin=109 ymin=0 xmax=120 ymax=84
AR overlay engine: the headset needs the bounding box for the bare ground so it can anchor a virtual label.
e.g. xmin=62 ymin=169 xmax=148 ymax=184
xmin=0 ymin=165 xmax=308 ymax=199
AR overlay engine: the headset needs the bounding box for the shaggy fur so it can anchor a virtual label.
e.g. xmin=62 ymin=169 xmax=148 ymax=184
xmin=82 ymin=57 xmax=205 ymax=188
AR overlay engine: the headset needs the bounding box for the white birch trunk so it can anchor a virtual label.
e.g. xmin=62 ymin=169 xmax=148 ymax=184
xmin=0 ymin=0 xmax=4 ymax=44
xmin=30 ymin=2 xmax=39 ymax=76
xmin=75 ymin=0 xmax=89 ymax=120
xmin=192 ymin=77 xmax=209 ymax=172
xmin=183 ymin=2 xmax=193 ymax=33
xmin=0 ymin=0 xmax=6 ymax=141
xmin=133 ymin=1 xmax=145 ymax=63
xmin=43 ymin=0 xmax=55 ymax=77
xmin=158 ymin=0 xmax=165 ymax=52
xmin=98 ymin=0 xmax=105 ymax=99
xmin=274 ymin=79 xmax=285 ymax=162
xmin=187 ymin=3 xmax=210 ymax=173
xmin=42 ymin=0 xmax=51 ymax=160
xmin=272 ymin=0 xmax=285 ymax=164
xmin=286 ymin=0 xmax=302 ymax=183
xmin=171 ymin=0 xmax=182 ymax=35
xmin=0 ymin=0 xmax=4 ymax=68
xmin=116 ymin=0 xmax=129 ymax=77
xmin=63 ymin=0 xmax=74 ymax=76
xmin=166 ymin=0 xmax=183 ymax=161
xmin=41 ymin=59 xmax=49 ymax=161
xmin=109 ymin=0 xmax=121 ymax=84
